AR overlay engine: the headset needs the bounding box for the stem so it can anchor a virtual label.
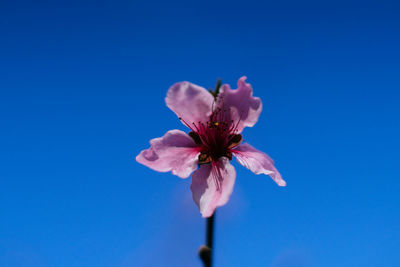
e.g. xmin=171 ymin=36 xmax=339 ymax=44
xmin=206 ymin=213 xmax=215 ymax=252
xmin=198 ymin=212 xmax=215 ymax=267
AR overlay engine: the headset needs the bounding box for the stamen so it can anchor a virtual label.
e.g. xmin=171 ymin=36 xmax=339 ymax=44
xmin=179 ymin=117 xmax=195 ymax=132
xmin=192 ymin=122 xmax=200 ymax=132
xmin=231 ymin=109 xmax=244 ymax=134
xmin=211 ymin=162 xmax=222 ymax=191
xmin=185 ymin=100 xmax=244 ymax=165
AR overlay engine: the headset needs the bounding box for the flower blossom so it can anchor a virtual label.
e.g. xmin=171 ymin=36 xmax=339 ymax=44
xmin=136 ymin=77 xmax=286 ymax=217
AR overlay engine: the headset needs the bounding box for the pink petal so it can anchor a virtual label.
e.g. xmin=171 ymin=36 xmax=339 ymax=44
xmin=190 ymin=157 xmax=236 ymax=217
xmin=218 ymin=76 xmax=262 ymax=133
xmin=233 ymin=143 xmax=286 ymax=186
xmin=165 ymin=81 xmax=214 ymax=126
xmin=136 ymin=130 xmax=200 ymax=178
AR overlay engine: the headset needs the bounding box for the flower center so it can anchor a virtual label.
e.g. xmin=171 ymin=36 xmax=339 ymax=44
xmin=181 ymin=107 xmax=242 ymax=165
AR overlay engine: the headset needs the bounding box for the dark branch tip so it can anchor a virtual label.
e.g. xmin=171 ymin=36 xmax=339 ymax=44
xmin=198 ymin=245 xmax=211 ymax=265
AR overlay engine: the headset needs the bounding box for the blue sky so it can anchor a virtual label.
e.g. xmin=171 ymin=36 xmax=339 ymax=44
xmin=1 ymin=0 xmax=400 ymax=266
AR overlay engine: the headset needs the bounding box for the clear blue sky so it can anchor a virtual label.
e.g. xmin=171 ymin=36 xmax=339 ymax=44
xmin=1 ymin=0 xmax=399 ymax=266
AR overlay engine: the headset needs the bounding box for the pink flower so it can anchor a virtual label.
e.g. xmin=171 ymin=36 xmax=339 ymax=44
xmin=136 ymin=76 xmax=286 ymax=217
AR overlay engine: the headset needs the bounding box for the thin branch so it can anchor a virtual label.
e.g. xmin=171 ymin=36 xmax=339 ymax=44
xmin=198 ymin=212 xmax=215 ymax=267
